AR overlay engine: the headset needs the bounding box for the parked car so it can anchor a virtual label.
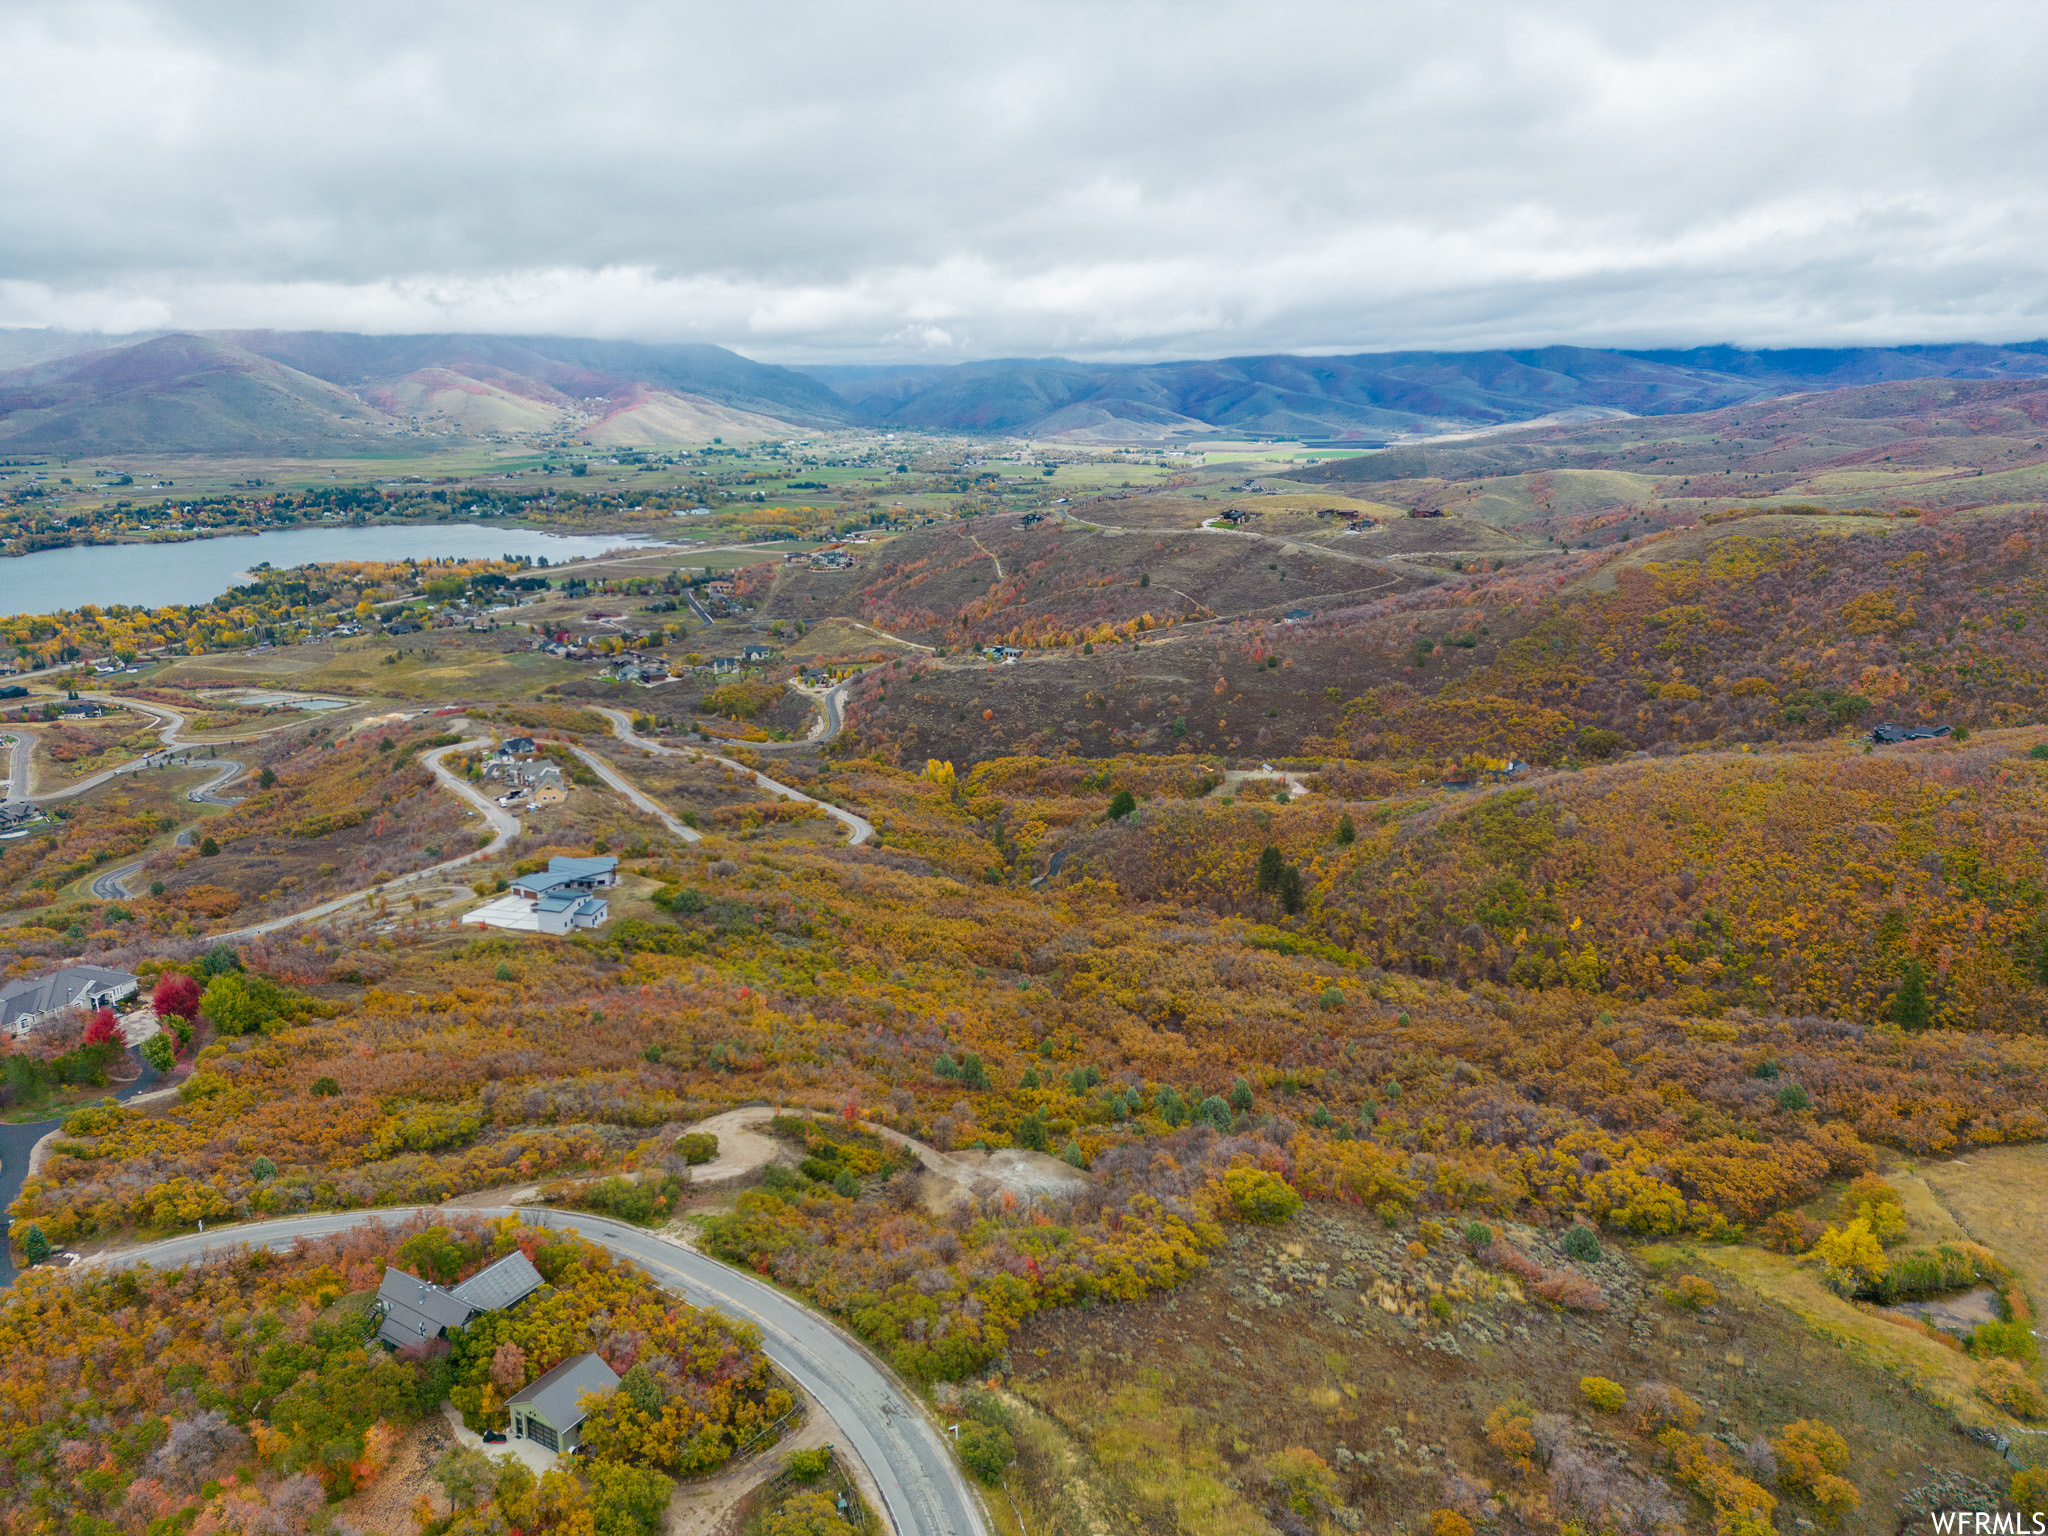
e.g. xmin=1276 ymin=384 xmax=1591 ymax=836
xmin=481 ymin=1429 xmax=507 ymax=1444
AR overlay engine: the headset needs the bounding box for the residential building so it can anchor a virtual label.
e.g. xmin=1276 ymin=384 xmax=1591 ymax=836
xmin=509 ymin=1353 xmax=620 ymax=1454
xmin=463 ymin=855 xmax=616 ymax=935
xmin=0 ymin=964 xmax=139 ymax=1037
xmin=740 ymin=644 xmax=774 ymax=663
xmin=374 ymin=1251 xmax=544 ymax=1350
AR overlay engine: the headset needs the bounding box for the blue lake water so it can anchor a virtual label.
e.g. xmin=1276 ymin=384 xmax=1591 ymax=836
xmin=0 ymin=524 xmax=674 ymax=616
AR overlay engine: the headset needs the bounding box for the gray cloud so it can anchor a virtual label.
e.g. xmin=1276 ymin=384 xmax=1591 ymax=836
xmin=2 ymin=0 xmax=2045 ymax=361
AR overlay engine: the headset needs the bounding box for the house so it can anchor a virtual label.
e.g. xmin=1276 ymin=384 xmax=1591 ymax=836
xmin=59 ymin=701 xmax=105 ymax=718
xmin=0 ymin=802 xmax=41 ymax=830
xmin=0 ymin=964 xmax=139 ymax=1037
xmin=509 ymin=1353 xmax=620 ymax=1455
xmin=1871 ymin=723 xmax=1952 ymax=744
xmin=510 ymin=855 xmax=618 ymax=900
xmin=374 ymin=1250 xmax=544 ymax=1350
xmin=1283 ymin=609 xmax=1314 ymax=623
xmin=464 ymin=855 xmax=616 ymax=935
xmin=497 ymin=736 xmax=537 ymax=757
xmin=740 ymin=644 xmax=774 ymax=663
xmin=709 ymin=655 xmax=740 ymax=675
xmin=529 ymin=766 xmax=569 ymax=808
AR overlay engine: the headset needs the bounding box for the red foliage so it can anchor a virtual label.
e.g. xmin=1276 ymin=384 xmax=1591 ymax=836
xmin=82 ymin=1007 xmax=119 ymax=1047
xmin=152 ymin=973 xmax=201 ymax=1021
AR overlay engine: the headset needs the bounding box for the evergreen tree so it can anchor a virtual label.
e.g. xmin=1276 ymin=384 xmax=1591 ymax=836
xmin=1256 ymin=844 xmax=1284 ymax=892
xmin=1892 ymin=958 xmax=1932 ymax=1031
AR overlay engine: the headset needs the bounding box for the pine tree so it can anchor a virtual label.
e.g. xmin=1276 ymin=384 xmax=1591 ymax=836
xmin=1892 ymin=959 xmax=1931 ymax=1032
xmin=1256 ymin=844 xmax=1284 ymax=891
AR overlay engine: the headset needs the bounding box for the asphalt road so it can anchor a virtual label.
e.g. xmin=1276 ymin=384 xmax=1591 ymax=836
xmin=100 ymin=1208 xmax=986 ymax=1536
xmin=0 ymin=1046 xmax=166 ymax=1287
xmin=590 ymin=706 xmax=875 ymax=846
xmin=211 ymin=737 xmax=519 ymax=940
xmin=568 ymin=743 xmax=702 ymax=842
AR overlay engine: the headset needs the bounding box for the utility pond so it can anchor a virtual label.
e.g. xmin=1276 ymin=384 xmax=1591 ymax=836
xmin=0 ymin=524 xmax=671 ymax=616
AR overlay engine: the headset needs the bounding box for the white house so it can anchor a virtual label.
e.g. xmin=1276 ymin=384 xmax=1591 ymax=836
xmin=463 ymin=856 xmax=617 ymax=935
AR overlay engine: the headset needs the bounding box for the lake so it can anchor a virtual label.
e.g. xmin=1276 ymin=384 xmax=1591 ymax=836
xmin=0 ymin=524 xmax=674 ymax=616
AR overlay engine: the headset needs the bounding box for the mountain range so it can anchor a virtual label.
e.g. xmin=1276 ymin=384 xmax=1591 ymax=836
xmin=5 ymin=328 xmax=2048 ymax=454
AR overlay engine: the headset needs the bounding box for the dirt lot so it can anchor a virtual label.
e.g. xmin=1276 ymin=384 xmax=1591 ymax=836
xmin=998 ymin=1208 xmax=2012 ymax=1536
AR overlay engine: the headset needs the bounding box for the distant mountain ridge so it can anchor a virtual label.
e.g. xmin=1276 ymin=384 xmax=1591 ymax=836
xmin=803 ymin=343 xmax=2048 ymax=441
xmin=0 ymin=331 xmax=856 ymax=455
xmin=4 ymin=328 xmax=2048 ymax=454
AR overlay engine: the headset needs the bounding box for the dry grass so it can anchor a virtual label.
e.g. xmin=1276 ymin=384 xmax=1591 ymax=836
xmin=1920 ymin=1144 xmax=2048 ymax=1316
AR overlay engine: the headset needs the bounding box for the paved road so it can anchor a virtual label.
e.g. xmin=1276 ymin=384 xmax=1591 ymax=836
xmin=210 ymin=737 xmax=520 ymax=940
xmin=590 ymin=707 xmax=874 ymax=846
xmin=567 ymin=744 xmax=702 ymax=843
xmin=0 ymin=1047 xmax=166 ymax=1288
xmin=97 ymin=1208 xmax=986 ymax=1536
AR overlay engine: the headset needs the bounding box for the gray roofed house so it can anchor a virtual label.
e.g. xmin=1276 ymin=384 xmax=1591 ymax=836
xmin=375 ymin=1266 xmax=478 ymax=1349
xmin=509 ymin=1352 xmax=621 ymax=1455
xmin=0 ymin=964 xmax=139 ymax=1038
xmin=449 ymin=1250 xmax=544 ymax=1312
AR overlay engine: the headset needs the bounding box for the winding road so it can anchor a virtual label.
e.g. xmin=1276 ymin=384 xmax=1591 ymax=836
xmin=209 ymin=737 xmax=519 ymax=941
xmin=98 ymin=1208 xmax=985 ymax=1536
xmin=589 ymin=706 xmax=874 ymax=845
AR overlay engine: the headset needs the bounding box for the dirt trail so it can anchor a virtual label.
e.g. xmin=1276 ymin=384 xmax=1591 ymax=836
xmin=692 ymin=1105 xmax=1086 ymax=1204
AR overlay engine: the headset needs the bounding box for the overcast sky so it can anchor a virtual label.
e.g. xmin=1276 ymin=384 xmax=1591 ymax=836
xmin=2 ymin=1 xmax=2044 ymax=363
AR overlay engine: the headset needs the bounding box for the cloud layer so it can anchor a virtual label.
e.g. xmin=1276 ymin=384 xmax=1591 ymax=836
xmin=4 ymin=1 xmax=2044 ymax=361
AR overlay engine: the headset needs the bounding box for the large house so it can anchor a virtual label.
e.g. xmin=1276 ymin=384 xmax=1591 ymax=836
xmin=463 ymin=855 xmax=618 ymax=935
xmin=509 ymin=1353 xmax=621 ymax=1454
xmin=375 ymin=1250 xmax=545 ymax=1350
xmin=0 ymin=964 xmax=139 ymax=1037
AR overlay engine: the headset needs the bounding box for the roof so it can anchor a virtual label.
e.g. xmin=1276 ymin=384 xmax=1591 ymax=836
xmin=508 ymin=1352 xmax=620 ymax=1428
xmin=375 ymin=1266 xmax=476 ymax=1346
xmin=450 ymin=1250 xmax=544 ymax=1312
xmin=546 ymin=856 xmax=616 ymax=879
xmin=0 ymin=965 xmax=139 ymax=1028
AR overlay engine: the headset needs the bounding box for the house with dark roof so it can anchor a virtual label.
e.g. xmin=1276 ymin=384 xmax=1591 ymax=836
xmin=0 ymin=964 xmax=138 ymax=1037
xmin=509 ymin=1353 xmax=621 ymax=1454
xmin=374 ymin=1250 xmax=544 ymax=1350
xmin=1870 ymin=723 xmax=1952 ymax=744
xmin=375 ymin=1267 xmax=480 ymax=1349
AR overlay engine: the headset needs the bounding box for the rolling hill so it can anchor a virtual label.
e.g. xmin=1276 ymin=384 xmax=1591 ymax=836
xmin=804 ymin=342 xmax=2048 ymax=441
xmin=0 ymin=330 xmax=857 ymax=454
xmin=7 ymin=327 xmax=2048 ymax=454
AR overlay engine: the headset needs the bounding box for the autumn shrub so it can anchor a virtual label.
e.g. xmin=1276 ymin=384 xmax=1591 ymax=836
xmin=1265 ymin=1446 xmax=1336 ymax=1515
xmin=1485 ymin=1404 xmax=1536 ymax=1472
xmin=1760 ymin=1210 xmax=1820 ymax=1253
xmin=758 ymin=1490 xmax=854 ymax=1536
xmin=1973 ymin=1318 xmax=2041 ymax=1365
xmin=784 ymin=1446 xmax=833 ymax=1482
xmin=2014 ymin=1464 xmax=2048 ymax=1515
xmin=1579 ymin=1376 xmax=1626 ymax=1413
xmin=1772 ymin=1419 xmax=1858 ymax=1520
xmin=1220 ymin=1165 xmax=1302 ymax=1223
xmin=1662 ymin=1428 xmax=1777 ymax=1536
xmin=1631 ymin=1381 xmax=1701 ymax=1436
xmin=1427 ymin=1511 xmax=1473 ymax=1536
xmin=1533 ymin=1272 xmax=1608 ymax=1312
xmin=955 ymin=1421 xmax=1014 ymax=1484
xmin=1976 ymin=1358 xmax=2048 ymax=1420
xmin=1663 ymin=1274 xmax=1719 ymax=1310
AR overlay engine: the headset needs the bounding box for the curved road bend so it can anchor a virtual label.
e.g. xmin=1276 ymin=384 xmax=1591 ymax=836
xmin=0 ymin=1047 xmax=166 ymax=1288
xmin=209 ymin=738 xmax=521 ymax=941
xmin=588 ymin=707 xmax=874 ymax=846
xmin=97 ymin=1208 xmax=986 ymax=1536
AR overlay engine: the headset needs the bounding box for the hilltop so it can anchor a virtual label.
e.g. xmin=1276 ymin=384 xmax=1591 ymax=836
xmin=10 ymin=328 xmax=2048 ymax=454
